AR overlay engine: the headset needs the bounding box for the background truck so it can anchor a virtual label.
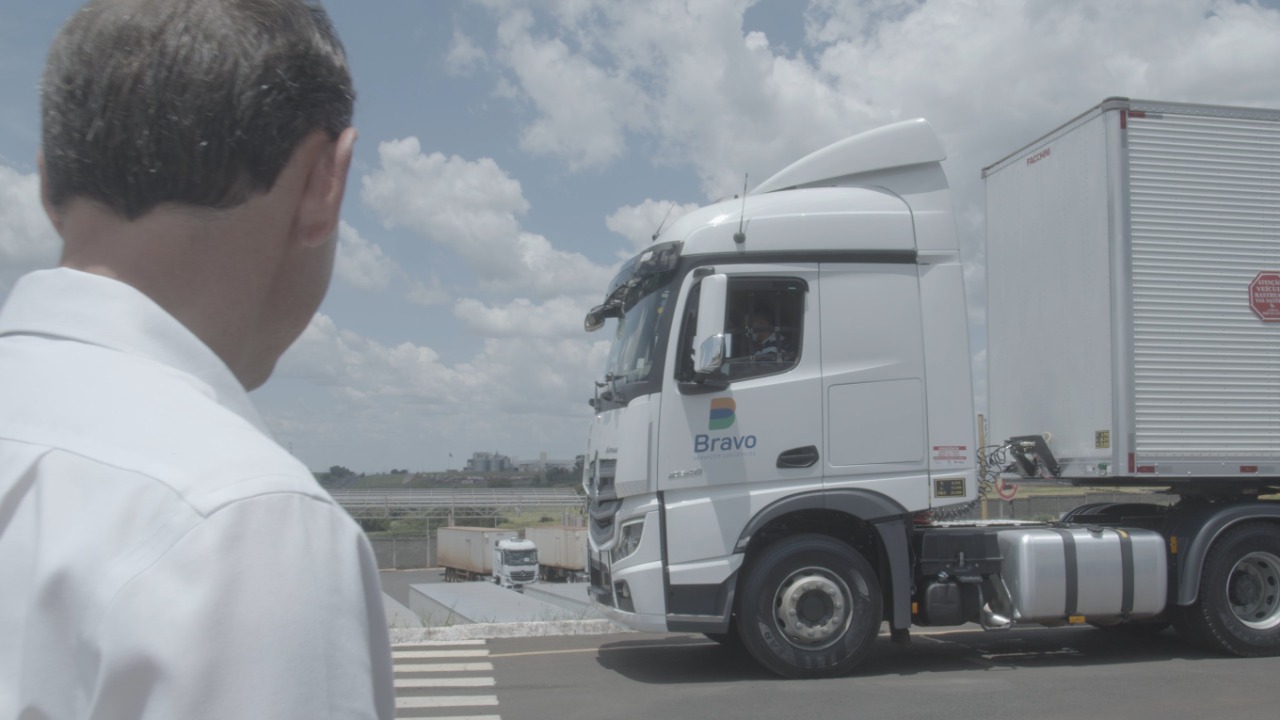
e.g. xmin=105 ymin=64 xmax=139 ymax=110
xmin=525 ymin=526 xmax=588 ymax=581
xmin=438 ymin=527 xmax=539 ymax=589
xmin=581 ymin=98 xmax=1280 ymax=678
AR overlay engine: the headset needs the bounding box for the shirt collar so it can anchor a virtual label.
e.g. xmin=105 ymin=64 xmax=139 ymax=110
xmin=0 ymin=267 xmax=270 ymax=435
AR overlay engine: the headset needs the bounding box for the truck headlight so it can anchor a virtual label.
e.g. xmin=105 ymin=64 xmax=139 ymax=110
xmin=611 ymin=519 xmax=644 ymax=563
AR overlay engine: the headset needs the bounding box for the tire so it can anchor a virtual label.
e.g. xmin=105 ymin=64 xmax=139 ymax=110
xmin=736 ymin=534 xmax=882 ymax=678
xmin=1175 ymin=522 xmax=1280 ymax=657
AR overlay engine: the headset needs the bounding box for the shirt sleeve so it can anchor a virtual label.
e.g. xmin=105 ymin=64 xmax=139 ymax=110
xmin=89 ymin=491 xmax=395 ymax=720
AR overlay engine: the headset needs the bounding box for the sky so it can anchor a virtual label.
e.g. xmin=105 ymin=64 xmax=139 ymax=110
xmin=3 ymin=0 xmax=1280 ymax=474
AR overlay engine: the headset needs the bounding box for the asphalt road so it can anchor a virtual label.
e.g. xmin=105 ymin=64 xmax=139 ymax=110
xmin=472 ymin=625 xmax=1280 ymax=720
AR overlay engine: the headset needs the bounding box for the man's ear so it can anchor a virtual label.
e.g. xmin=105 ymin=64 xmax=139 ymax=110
xmin=295 ymin=127 xmax=358 ymax=248
xmin=37 ymin=153 xmax=64 ymax=233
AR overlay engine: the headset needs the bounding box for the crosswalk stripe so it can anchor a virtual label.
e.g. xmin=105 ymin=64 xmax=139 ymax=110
xmin=395 ymin=694 xmax=499 ymax=709
xmin=411 ymin=716 xmax=501 ymax=720
xmin=395 ymin=676 xmax=495 ymax=689
xmin=393 ymin=649 xmax=489 ymax=659
xmin=395 ymin=661 xmax=494 ymax=673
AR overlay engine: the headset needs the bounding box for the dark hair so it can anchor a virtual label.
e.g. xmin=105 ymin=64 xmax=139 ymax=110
xmin=41 ymin=0 xmax=355 ymax=219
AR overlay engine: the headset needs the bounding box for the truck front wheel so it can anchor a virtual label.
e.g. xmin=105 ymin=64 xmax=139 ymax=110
xmin=1177 ymin=522 xmax=1280 ymax=657
xmin=736 ymin=534 xmax=882 ymax=678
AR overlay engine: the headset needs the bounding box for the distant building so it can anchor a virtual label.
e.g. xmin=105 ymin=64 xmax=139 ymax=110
xmin=516 ymin=451 xmax=574 ymax=473
xmin=465 ymin=451 xmax=514 ymax=473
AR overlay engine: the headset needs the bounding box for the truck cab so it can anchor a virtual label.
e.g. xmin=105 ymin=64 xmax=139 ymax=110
xmin=583 ymin=119 xmax=977 ymax=666
xmin=493 ymin=538 xmax=539 ymax=590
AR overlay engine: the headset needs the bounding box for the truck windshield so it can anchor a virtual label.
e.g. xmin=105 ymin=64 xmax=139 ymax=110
xmin=604 ymin=281 xmax=672 ymax=384
xmin=589 ymin=241 xmax=682 ymax=386
xmin=504 ymin=549 xmax=538 ymax=565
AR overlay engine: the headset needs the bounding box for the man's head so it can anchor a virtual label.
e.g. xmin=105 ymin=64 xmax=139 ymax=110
xmin=41 ymin=0 xmax=354 ymax=220
xmin=40 ymin=0 xmax=357 ymax=390
xmin=748 ymin=310 xmax=773 ymax=344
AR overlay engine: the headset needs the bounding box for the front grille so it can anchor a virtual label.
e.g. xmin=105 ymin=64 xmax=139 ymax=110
xmin=588 ymin=498 xmax=621 ymax=546
xmin=510 ymin=570 xmax=536 ymax=582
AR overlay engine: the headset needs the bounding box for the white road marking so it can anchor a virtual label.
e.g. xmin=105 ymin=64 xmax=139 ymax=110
xmin=395 ymin=676 xmax=496 ymax=689
xmin=395 ymin=661 xmax=494 ymax=673
xmin=393 ymin=649 xmax=489 ymax=659
xmin=395 ymin=694 xmax=499 ymax=709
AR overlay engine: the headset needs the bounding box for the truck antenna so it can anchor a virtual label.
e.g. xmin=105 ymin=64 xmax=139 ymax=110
xmin=651 ymin=202 xmax=675 ymax=242
xmin=733 ymin=174 xmax=749 ymax=244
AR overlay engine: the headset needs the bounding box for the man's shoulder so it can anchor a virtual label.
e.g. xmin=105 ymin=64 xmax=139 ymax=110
xmin=0 ymin=333 xmax=329 ymax=515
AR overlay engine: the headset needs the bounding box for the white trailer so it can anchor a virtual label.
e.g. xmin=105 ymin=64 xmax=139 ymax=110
xmin=437 ymin=527 xmax=515 ymax=582
xmin=525 ymin=526 xmax=588 ymax=581
xmin=985 ymin=98 xmax=1280 ymax=480
xmin=579 ymin=98 xmax=1280 ymax=678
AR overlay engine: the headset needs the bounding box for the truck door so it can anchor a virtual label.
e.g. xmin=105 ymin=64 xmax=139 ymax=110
xmin=657 ymin=265 xmax=823 ymax=567
xmin=818 ymin=263 xmax=929 ymax=508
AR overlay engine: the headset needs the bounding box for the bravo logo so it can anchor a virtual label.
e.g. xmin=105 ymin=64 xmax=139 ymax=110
xmin=694 ymin=398 xmax=759 ymax=454
xmin=708 ymin=397 xmax=736 ymax=430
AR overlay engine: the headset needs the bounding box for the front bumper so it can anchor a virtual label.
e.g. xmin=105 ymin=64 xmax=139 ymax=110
xmin=586 ymin=501 xmax=669 ymax=632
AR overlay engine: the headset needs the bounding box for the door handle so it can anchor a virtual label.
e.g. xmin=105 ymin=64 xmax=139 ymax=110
xmin=777 ymin=445 xmax=819 ymax=469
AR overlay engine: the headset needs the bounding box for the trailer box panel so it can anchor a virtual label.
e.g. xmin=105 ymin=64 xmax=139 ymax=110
xmin=525 ymin=526 xmax=587 ymax=572
xmin=437 ymin=527 xmax=518 ymax=576
xmin=984 ymin=98 xmax=1280 ymax=479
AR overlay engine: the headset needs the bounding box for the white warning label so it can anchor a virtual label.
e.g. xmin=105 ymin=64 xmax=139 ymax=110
xmin=932 ymin=445 xmax=970 ymax=467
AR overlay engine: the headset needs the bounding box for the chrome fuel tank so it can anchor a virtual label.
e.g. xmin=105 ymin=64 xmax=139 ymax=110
xmin=996 ymin=526 xmax=1167 ymax=624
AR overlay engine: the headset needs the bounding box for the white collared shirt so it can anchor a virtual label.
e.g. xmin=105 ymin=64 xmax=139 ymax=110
xmin=0 ymin=268 xmax=394 ymax=719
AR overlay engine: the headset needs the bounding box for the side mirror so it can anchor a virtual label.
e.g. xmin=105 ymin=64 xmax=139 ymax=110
xmin=694 ymin=273 xmax=727 ymax=351
xmin=695 ymin=334 xmax=726 ymax=375
xmin=584 ymin=304 xmax=607 ymax=332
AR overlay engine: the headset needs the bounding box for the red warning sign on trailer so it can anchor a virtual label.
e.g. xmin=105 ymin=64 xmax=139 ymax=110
xmin=1250 ymin=272 xmax=1280 ymax=322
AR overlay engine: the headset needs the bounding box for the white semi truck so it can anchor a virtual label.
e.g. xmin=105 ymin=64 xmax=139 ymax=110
xmin=438 ymin=526 xmax=539 ymax=590
xmin=581 ymin=98 xmax=1280 ymax=678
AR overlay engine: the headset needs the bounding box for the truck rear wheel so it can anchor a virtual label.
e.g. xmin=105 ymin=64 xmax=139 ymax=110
xmin=1177 ymin=522 xmax=1280 ymax=657
xmin=736 ymin=534 xmax=881 ymax=678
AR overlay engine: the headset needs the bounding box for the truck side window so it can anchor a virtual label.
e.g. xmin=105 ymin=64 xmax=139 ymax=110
xmin=723 ymin=277 xmax=806 ymax=382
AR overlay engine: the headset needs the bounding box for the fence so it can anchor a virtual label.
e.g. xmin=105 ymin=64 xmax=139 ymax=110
xmin=369 ymin=537 xmax=434 ymax=570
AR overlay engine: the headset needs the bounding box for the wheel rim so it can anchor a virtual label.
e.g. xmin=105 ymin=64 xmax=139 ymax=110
xmin=773 ymin=566 xmax=852 ymax=649
xmin=1226 ymin=550 xmax=1280 ymax=630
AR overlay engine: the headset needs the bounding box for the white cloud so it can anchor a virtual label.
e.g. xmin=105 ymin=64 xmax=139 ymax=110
xmin=605 ymin=199 xmax=701 ymax=255
xmin=360 ymin=137 xmax=614 ymax=298
xmin=0 ymin=165 xmax=60 ymax=294
xmin=453 ymin=295 xmax=590 ymax=338
xmin=277 ymin=312 xmax=468 ymax=404
xmin=476 ymin=0 xmax=1280 ymax=203
xmin=267 ymin=311 xmax=611 ymax=465
xmin=406 ymin=273 xmax=451 ymax=307
xmin=335 ymin=221 xmax=397 ymax=292
xmin=492 ymin=8 xmax=650 ymax=170
xmin=446 ymin=28 xmax=487 ymax=75
xmin=278 ymin=312 xmax=610 ymax=412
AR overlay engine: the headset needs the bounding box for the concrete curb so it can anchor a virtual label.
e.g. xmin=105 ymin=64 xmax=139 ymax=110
xmin=390 ymin=619 xmax=629 ymax=644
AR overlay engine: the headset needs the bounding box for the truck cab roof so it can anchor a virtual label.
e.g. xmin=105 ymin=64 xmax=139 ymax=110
xmin=657 ymin=118 xmax=959 ymax=258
